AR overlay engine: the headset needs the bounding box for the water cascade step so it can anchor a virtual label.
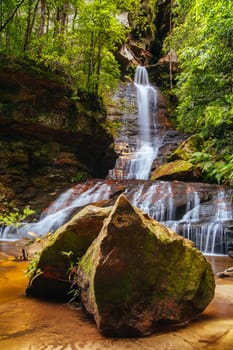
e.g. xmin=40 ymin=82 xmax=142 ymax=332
xmin=1 ymin=179 xmax=232 ymax=255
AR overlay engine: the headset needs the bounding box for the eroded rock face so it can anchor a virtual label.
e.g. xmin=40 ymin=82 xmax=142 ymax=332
xmin=0 ymin=54 xmax=116 ymax=213
xmin=77 ymin=194 xmax=215 ymax=337
xmin=26 ymin=205 xmax=112 ymax=299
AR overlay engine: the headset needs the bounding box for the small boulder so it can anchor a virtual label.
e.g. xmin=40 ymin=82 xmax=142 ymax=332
xmin=216 ymin=266 xmax=233 ymax=278
xmin=26 ymin=204 xmax=111 ymax=299
xmin=76 ymin=194 xmax=215 ymax=337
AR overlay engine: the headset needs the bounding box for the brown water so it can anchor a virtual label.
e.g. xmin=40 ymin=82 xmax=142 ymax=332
xmin=0 ymin=243 xmax=233 ymax=350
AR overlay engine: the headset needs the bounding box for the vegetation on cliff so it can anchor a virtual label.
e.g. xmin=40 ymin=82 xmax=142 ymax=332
xmin=164 ymin=0 xmax=233 ymax=185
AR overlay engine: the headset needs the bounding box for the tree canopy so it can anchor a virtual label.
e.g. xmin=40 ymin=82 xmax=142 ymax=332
xmin=0 ymin=0 xmax=142 ymax=94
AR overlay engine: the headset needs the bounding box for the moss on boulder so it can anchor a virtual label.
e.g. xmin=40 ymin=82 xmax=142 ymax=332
xmin=26 ymin=204 xmax=111 ymax=299
xmin=76 ymin=194 xmax=215 ymax=337
xmin=150 ymin=159 xmax=197 ymax=181
xmin=169 ymin=135 xmax=202 ymax=161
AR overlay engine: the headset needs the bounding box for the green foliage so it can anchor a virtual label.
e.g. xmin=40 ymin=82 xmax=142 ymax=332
xmin=101 ymin=118 xmax=123 ymax=138
xmin=165 ymin=0 xmax=233 ymax=134
xmin=70 ymin=171 xmax=89 ymax=183
xmin=164 ymin=0 xmax=233 ymax=185
xmin=61 ymin=250 xmax=81 ymax=305
xmin=190 ymin=151 xmax=233 ymax=185
xmin=0 ymin=0 xmax=142 ymax=96
xmin=129 ymin=0 xmax=157 ymax=43
xmin=0 ymin=205 xmax=35 ymax=227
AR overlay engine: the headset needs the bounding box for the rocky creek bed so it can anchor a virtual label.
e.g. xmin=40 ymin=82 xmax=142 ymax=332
xmin=0 ymin=241 xmax=233 ymax=350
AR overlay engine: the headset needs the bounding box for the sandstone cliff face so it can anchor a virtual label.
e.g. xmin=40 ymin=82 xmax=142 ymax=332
xmin=0 ymin=55 xmax=116 ymax=212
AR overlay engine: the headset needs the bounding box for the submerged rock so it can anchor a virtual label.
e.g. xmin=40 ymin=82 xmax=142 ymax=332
xmin=76 ymin=194 xmax=215 ymax=337
xmin=216 ymin=266 xmax=233 ymax=278
xmin=26 ymin=205 xmax=111 ymax=299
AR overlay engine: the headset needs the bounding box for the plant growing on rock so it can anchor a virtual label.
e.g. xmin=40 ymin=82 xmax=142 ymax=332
xmin=0 ymin=205 xmax=35 ymax=228
xmin=61 ymin=251 xmax=81 ymax=306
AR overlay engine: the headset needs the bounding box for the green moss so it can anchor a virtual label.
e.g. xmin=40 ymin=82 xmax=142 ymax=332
xmin=151 ymin=160 xmax=193 ymax=180
xmin=169 ymin=135 xmax=203 ymax=161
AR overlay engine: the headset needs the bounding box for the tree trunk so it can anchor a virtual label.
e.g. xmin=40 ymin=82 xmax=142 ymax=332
xmin=60 ymin=1 xmax=69 ymax=32
xmin=23 ymin=0 xmax=40 ymax=52
xmin=0 ymin=0 xmax=2 ymax=45
xmin=38 ymin=0 xmax=46 ymax=36
xmin=53 ymin=7 xmax=60 ymax=36
xmin=95 ymin=41 xmax=102 ymax=95
xmin=23 ymin=0 xmax=32 ymax=52
xmin=87 ymin=31 xmax=95 ymax=93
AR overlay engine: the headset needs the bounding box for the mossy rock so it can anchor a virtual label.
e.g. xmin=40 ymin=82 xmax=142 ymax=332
xmin=150 ymin=159 xmax=196 ymax=181
xmin=76 ymin=194 xmax=215 ymax=337
xmin=169 ymin=135 xmax=202 ymax=161
xmin=26 ymin=204 xmax=112 ymax=299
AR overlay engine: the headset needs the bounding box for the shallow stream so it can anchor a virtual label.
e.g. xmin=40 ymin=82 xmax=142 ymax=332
xmin=1 ymin=242 xmax=233 ymax=350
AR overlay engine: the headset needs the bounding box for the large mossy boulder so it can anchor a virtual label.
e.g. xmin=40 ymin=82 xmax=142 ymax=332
xmin=76 ymin=194 xmax=215 ymax=337
xmin=26 ymin=204 xmax=111 ymax=299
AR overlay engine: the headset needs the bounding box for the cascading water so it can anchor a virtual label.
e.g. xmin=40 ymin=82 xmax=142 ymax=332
xmin=1 ymin=179 xmax=232 ymax=255
xmin=0 ymin=182 xmax=111 ymax=240
xmin=109 ymin=66 xmax=164 ymax=180
xmin=1 ymin=67 xmax=233 ymax=256
xmin=127 ymin=67 xmax=159 ymax=179
xmin=134 ymin=66 xmax=156 ymax=143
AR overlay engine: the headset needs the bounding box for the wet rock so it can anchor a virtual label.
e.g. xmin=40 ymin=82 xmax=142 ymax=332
xmin=151 ymin=129 xmax=187 ymax=170
xmin=216 ymin=266 xmax=233 ymax=278
xmin=76 ymin=194 xmax=215 ymax=337
xmin=26 ymin=205 xmax=112 ymax=299
xmin=227 ymin=241 xmax=233 ymax=258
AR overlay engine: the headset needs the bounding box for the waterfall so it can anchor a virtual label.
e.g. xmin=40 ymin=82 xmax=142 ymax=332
xmin=134 ymin=66 xmax=156 ymax=143
xmin=1 ymin=69 xmax=233 ymax=257
xmin=109 ymin=66 xmax=162 ymax=180
xmin=127 ymin=66 xmax=158 ymax=179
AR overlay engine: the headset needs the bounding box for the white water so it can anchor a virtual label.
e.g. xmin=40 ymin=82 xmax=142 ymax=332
xmin=129 ymin=66 xmax=158 ymax=179
xmin=171 ymin=189 xmax=233 ymax=255
xmin=134 ymin=66 xmax=157 ymax=143
xmin=1 ymin=179 xmax=232 ymax=255
xmin=126 ymin=143 xmax=156 ymax=180
xmin=109 ymin=66 xmax=162 ymax=180
xmin=0 ymin=182 xmax=111 ymax=240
